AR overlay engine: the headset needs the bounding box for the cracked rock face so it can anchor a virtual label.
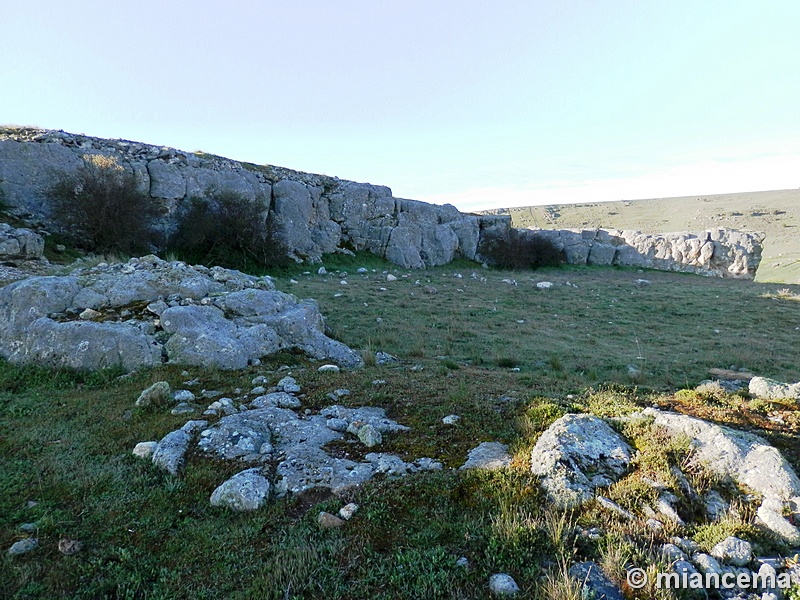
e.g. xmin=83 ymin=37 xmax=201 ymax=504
xmin=530 ymin=414 xmax=632 ymax=509
xmin=0 ymin=255 xmax=362 ymax=370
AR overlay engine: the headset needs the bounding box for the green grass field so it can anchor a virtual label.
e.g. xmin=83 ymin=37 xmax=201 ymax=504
xmin=480 ymin=188 xmax=800 ymax=284
xmin=2 ymin=252 xmax=800 ymax=599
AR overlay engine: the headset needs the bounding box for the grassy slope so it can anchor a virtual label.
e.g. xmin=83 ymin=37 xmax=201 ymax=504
xmin=481 ymin=188 xmax=800 ymax=284
xmin=1 ymin=253 xmax=799 ymax=598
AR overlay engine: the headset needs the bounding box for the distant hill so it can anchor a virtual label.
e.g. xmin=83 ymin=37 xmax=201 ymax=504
xmin=478 ymin=189 xmax=800 ymax=284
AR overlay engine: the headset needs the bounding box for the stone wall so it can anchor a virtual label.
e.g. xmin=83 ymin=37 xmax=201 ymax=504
xmin=0 ymin=128 xmax=763 ymax=278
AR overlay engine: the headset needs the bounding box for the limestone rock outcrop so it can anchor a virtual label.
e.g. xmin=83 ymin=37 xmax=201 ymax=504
xmin=0 ymin=223 xmax=45 ymax=260
xmin=523 ymin=227 xmax=763 ymax=279
xmin=642 ymin=407 xmax=800 ymax=544
xmin=0 ymin=255 xmax=362 ymax=370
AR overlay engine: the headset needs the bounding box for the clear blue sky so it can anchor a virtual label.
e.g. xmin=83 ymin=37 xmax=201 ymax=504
xmin=3 ymin=1 xmax=800 ymax=211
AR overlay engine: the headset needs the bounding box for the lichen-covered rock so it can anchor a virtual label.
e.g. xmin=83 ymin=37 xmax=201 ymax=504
xmin=0 ymin=255 xmax=362 ymax=370
xmin=568 ymin=562 xmax=624 ymax=600
xmin=643 ymin=408 xmax=800 ymax=544
xmin=710 ymin=536 xmax=752 ymax=567
xmin=152 ymin=420 xmax=207 ymax=475
xmin=210 ymin=468 xmax=271 ymax=511
xmin=488 ymin=573 xmax=520 ymax=596
xmin=749 ymin=376 xmax=800 ymax=400
xmin=530 ymin=414 xmax=632 ymax=508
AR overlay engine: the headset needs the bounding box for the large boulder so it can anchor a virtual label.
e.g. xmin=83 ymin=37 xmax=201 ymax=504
xmin=0 ymin=255 xmax=363 ymax=370
xmin=642 ymin=408 xmax=800 ymax=544
xmin=530 ymin=414 xmax=632 ymax=508
xmin=0 ymin=223 xmax=45 ymax=260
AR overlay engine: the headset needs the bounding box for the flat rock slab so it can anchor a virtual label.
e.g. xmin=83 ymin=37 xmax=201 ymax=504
xmin=460 ymin=442 xmax=511 ymax=470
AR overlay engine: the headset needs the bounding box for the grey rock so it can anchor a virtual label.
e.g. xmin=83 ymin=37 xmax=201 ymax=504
xmin=135 ymin=381 xmax=171 ymax=408
xmin=530 ymin=414 xmax=632 ymax=508
xmin=0 ymin=224 xmax=45 ymax=260
xmin=357 ymin=424 xmax=382 ymax=447
xmin=132 ymin=441 xmax=158 ymax=458
xmin=596 ymin=496 xmax=635 ymax=520
xmin=170 ymin=402 xmax=196 ymax=415
xmin=442 ymin=414 xmax=460 ymax=425
xmin=198 ymin=409 xmax=280 ymax=461
xmin=210 ymin=468 xmax=271 ymax=511
xmin=7 ymin=538 xmax=38 ymax=556
xmin=0 ymin=255 xmax=361 ymax=371
xmin=173 ymin=389 xmax=196 ymax=403
xmin=672 ymin=560 xmax=698 ymax=578
xmin=339 ymin=503 xmax=359 ymax=520
xmin=643 ymin=408 xmax=800 ymax=544
xmin=488 ymin=573 xmax=520 ymax=596
xmin=568 ymin=561 xmax=624 ymax=600
xmin=705 ymin=489 xmax=730 ymax=521
xmin=251 ymin=392 xmax=301 ymax=409
xmin=152 ymin=428 xmax=191 ymax=475
xmin=711 ymin=537 xmax=753 ymax=567
xmin=749 ymin=376 xmax=800 ymax=400
xmin=662 ymin=543 xmax=688 ymax=563
xmin=461 ymin=442 xmax=511 ymax=470
xmin=694 ymin=553 xmax=724 ymax=575
xmin=276 ymin=376 xmax=301 ymax=393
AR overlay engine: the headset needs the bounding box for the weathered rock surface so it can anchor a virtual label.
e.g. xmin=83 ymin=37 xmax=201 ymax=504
xmin=0 ymin=255 xmax=362 ymax=370
xmin=209 ymin=468 xmax=271 ymax=511
xmin=530 ymin=414 xmax=632 ymax=508
xmin=522 ymin=227 xmax=763 ymax=279
xmin=642 ymin=408 xmax=800 ymax=544
xmin=0 ymin=223 xmax=44 ymax=260
xmin=749 ymin=376 xmax=800 ymax=400
xmin=0 ymin=128 xmax=499 ymax=269
xmin=460 ymin=442 xmax=511 ymax=470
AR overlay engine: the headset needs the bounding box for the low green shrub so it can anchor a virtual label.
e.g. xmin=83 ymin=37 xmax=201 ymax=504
xmin=168 ymin=188 xmax=289 ymax=271
xmin=479 ymin=228 xmax=564 ymax=269
xmin=48 ymin=154 xmax=162 ymax=254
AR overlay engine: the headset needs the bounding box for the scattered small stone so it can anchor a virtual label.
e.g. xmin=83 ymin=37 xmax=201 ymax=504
xmin=694 ymin=553 xmax=724 ymax=575
xmin=333 ymin=389 xmax=350 ymax=397
xmin=58 ymin=537 xmax=83 ymax=556
xmin=251 ymin=375 xmax=268 ymax=386
xmin=711 ymin=536 xmax=752 ymax=567
xmin=375 ymin=351 xmax=399 ymax=365
xmin=357 ymin=267 xmax=368 ymax=274
xmin=318 ymin=267 xmax=327 ymax=275
xmin=318 ymin=511 xmax=346 ymax=529
xmin=318 ymin=364 xmax=340 ymax=373
xmin=661 ymin=543 xmax=688 ymax=563
xmin=386 ymin=274 xmax=397 ymax=282
xmin=173 ymin=389 xmax=196 ymax=403
xmin=596 ymin=496 xmax=635 ymax=520
xmin=442 ymin=414 xmax=460 ymax=426
xmin=371 ymin=379 xmax=386 ymax=386
xmin=339 ymin=503 xmax=359 ymax=520
xmin=79 ymin=308 xmax=102 ymax=320
xmin=536 ymin=281 xmax=553 ymax=289
xmin=135 ymin=381 xmax=171 ymax=407
xmin=289 ymin=279 xmax=298 ymax=284
xmin=488 ymin=573 xmax=520 ymax=596
xmin=8 ymin=538 xmax=38 ymax=556
xmin=146 ymin=300 xmax=169 ymax=316
xmin=460 ymin=442 xmax=511 ymax=470
xmin=634 ymin=279 xmax=651 ymax=287
xmin=19 ymin=523 xmax=37 ymax=533
xmin=456 ymin=556 xmax=469 ymax=568
xmin=326 ymin=418 xmax=349 ymax=432
xmin=250 ymin=386 xmax=267 ymax=395
xmin=277 ymin=376 xmax=301 ymax=393
xmin=132 ymin=441 xmax=158 ymax=459
xmin=170 ymin=402 xmax=196 ymax=415
xmin=340 ymin=280 xmax=347 ymax=285
xmin=201 ymin=389 xmax=223 ymax=399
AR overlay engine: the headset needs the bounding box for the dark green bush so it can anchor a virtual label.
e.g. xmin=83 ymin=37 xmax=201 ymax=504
xmin=479 ymin=228 xmax=564 ymax=269
xmin=48 ymin=154 xmax=162 ymax=254
xmin=168 ymin=188 xmax=289 ymax=271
